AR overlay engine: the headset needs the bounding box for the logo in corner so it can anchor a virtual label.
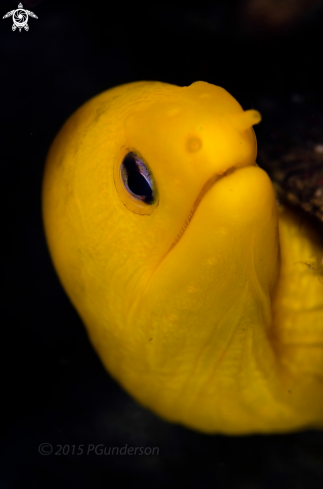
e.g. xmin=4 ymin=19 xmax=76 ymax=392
xmin=3 ymin=3 xmax=38 ymax=32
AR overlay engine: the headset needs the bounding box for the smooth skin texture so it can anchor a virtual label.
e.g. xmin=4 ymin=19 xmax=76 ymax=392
xmin=42 ymin=81 xmax=323 ymax=434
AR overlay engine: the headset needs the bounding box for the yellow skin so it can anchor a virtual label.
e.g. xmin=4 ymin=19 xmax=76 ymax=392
xmin=42 ymin=81 xmax=323 ymax=434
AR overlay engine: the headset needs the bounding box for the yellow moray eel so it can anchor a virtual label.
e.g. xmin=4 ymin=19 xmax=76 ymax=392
xmin=42 ymin=81 xmax=323 ymax=434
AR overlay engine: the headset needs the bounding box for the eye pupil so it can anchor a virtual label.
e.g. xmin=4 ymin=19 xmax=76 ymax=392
xmin=121 ymin=152 xmax=154 ymax=204
xmin=127 ymin=171 xmax=153 ymax=200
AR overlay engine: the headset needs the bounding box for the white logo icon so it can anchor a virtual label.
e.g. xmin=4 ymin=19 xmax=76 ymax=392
xmin=3 ymin=3 xmax=38 ymax=32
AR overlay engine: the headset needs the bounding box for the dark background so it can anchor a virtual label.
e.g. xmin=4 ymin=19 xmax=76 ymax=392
xmin=2 ymin=0 xmax=323 ymax=487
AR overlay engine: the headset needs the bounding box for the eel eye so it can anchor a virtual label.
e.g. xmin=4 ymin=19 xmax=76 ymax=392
xmin=120 ymin=152 xmax=154 ymax=204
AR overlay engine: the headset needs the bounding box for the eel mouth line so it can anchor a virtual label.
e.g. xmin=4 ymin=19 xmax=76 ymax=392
xmin=167 ymin=165 xmax=237 ymax=254
xmin=142 ymin=165 xmax=239 ymax=297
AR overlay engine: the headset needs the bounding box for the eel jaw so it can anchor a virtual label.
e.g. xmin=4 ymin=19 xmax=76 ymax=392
xmin=167 ymin=166 xmax=238 ymax=254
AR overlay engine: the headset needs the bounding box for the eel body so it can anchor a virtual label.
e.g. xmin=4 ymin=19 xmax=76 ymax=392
xmin=42 ymin=81 xmax=323 ymax=434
